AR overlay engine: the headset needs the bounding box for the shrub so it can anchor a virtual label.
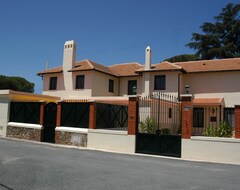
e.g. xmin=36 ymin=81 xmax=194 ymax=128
xmin=161 ymin=128 xmax=171 ymax=135
xmin=218 ymin=121 xmax=233 ymax=137
xmin=203 ymin=121 xmax=233 ymax=138
xmin=139 ymin=117 xmax=158 ymax=134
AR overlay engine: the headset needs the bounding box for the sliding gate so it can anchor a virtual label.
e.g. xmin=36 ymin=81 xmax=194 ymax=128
xmin=136 ymin=93 xmax=182 ymax=157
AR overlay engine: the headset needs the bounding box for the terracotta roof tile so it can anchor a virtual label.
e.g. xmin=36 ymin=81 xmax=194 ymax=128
xmin=109 ymin=62 xmax=143 ymax=76
xmin=193 ymin=98 xmax=224 ymax=105
xmin=69 ymin=59 xmax=116 ymax=76
xmin=37 ymin=66 xmax=63 ymax=76
xmin=174 ymin=58 xmax=240 ymax=73
xmin=136 ymin=61 xmax=182 ymax=72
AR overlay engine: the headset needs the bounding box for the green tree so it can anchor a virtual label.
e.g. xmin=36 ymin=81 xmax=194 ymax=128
xmin=164 ymin=54 xmax=200 ymax=62
xmin=0 ymin=75 xmax=34 ymax=93
xmin=186 ymin=3 xmax=240 ymax=59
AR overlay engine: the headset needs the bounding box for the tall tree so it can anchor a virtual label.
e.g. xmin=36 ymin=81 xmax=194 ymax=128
xmin=0 ymin=75 xmax=34 ymax=93
xmin=163 ymin=54 xmax=200 ymax=63
xmin=187 ymin=3 xmax=240 ymax=60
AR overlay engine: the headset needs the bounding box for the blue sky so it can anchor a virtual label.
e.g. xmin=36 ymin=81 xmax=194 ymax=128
xmin=0 ymin=0 xmax=239 ymax=94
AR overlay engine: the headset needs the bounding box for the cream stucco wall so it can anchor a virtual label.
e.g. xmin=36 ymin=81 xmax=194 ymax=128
xmin=88 ymin=129 xmax=136 ymax=154
xmin=119 ymin=76 xmax=142 ymax=96
xmin=42 ymin=72 xmax=93 ymax=99
xmin=92 ymin=71 xmax=118 ymax=96
xmin=42 ymin=70 xmax=120 ymax=99
xmin=181 ymin=71 xmax=240 ymax=107
xmin=151 ymin=71 xmax=180 ymax=94
xmin=0 ymin=96 xmax=10 ymax=136
xmin=182 ymin=71 xmax=240 ymax=94
xmin=182 ymin=137 xmax=240 ymax=165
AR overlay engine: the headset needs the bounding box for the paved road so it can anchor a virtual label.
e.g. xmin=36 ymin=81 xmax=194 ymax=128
xmin=0 ymin=138 xmax=240 ymax=190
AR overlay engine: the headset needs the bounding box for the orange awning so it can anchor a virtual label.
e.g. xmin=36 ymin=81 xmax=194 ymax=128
xmin=193 ymin=98 xmax=224 ymax=106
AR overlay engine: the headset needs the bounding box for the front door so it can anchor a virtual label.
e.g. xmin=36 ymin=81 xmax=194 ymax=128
xmin=42 ymin=102 xmax=57 ymax=143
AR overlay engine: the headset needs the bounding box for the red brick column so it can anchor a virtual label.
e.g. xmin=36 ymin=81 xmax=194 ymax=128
xmin=89 ymin=102 xmax=97 ymax=129
xmin=234 ymin=105 xmax=240 ymax=138
xmin=56 ymin=102 xmax=61 ymax=127
xmin=39 ymin=102 xmax=45 ymax=126
xmin=128 ymin=97 xmax=138 ymax=135
xmin=181 ymin=95 xmax=193 ymax=139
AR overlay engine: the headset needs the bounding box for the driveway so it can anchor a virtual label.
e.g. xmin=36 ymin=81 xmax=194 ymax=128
xmin=0 ymin=137 xmax=240 ymax=190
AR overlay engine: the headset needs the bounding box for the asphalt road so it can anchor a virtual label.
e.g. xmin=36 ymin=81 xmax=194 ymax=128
xmin=0 ymin=137 xmax=240 ymax=190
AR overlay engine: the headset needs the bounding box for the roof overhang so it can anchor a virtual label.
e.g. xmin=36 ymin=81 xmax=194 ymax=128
xmin=193 ymin=98 xmax=224 ymax=106
xmin=0 ymin=90 xmax=60 ymax=102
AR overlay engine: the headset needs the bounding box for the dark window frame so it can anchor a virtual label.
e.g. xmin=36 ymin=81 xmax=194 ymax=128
xmin=49 ymin=77 xmax=57 ymax=90
xmin=154 ymin=75 xmax=166 ymax=90
xmin=128 ymin=80 xmax=137 ymax=95
xmin=75 ymin=75 xmax=85 ymax=89
xmin=109 ymin=79 xmax=114 ymax=93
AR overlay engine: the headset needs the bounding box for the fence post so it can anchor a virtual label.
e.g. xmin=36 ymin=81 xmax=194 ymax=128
xmin=89 ymin=102 xmax=96 ymax=129
xmin=128 ymin=97 xmax=138 ymax=135
xmin=56 ymin=101 xmax=61 ymax=127
xmin=234 ymin=105 xmax=240 ymax=138
xmin=181 ymin=95 xmax=193 ymax=139
xmin=39 ymin=101 xmax=45 ymax=126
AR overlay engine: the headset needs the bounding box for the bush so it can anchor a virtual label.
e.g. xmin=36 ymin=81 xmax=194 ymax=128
xmin=161 ymin=128 xmax=171 ymax=135
xmin=139 ymin=117 xmax=158 ymax=134
xmin=203 ymin=121 xmax=233 ymax=138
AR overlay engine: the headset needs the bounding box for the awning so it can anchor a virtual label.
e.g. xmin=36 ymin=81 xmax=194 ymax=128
xmin=193 ymin=98 xmax=224 ymax=106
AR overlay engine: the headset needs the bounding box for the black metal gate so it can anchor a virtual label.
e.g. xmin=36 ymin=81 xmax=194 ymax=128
xmin=136 ymin=93 xmax=182 ymax=157
xmin=42 ymin=102 xmax=57 ymax=143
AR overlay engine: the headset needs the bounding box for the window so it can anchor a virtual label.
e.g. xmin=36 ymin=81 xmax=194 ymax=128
xmin=128 ymin=80 xmax=137 ymax=95
xmin=76 ymin=75 xmax=85 ymax=89
xmin=109 ymin=79 xmax=114 ymax=93
xmin=154 ymin=75 xmax=166 ymax=90
xmin=49 ymin=77 xmax=57 ymax=90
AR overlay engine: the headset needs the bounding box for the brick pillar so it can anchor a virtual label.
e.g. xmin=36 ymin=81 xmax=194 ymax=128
xmin=56 ymin=102 xmax=61 ymax=127
xmin=235 ymin=105 xmax=240 ymax=138
xmin=39 ymin=102 xmax=45 ymax=126
xmin=181 ymin=95 xmax=193 ymax=139
xmin=128 ymin=97 xmax=138 ymax=135
xmin=89 ymin=102 xmax=96 ymax=129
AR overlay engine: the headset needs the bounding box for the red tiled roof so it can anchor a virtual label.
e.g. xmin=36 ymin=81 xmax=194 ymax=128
xmin=69 ymin=59 xmax=116 ymax=76
xmin=175 ymin=58 xmax=240 ymax=73
xmin=193 ymin=98 xmax=224 ymax=106
xmin=37 ymin=57 xmax=240 ymax=77
xmin=37 ymin=66 xmax=63 ymax=76
xmin=109 ymin=62 xmax=143 ymax=76
xmin=136 ymin=61 xmax=182 ymax=72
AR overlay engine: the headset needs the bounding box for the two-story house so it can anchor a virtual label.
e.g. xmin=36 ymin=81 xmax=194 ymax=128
xmin=38 ymin=40 xmax=240 ymax=134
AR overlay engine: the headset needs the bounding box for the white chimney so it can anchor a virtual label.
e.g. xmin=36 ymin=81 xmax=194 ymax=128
xmin=145 ymin=46 xmax=152 ymax=70
xmin=63 ymin=40 xmax=76 ymax=91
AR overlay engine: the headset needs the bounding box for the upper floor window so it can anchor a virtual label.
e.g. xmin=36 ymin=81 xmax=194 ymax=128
xmin=128 ymin=80 xmax=137 ymax=95
xmin=76 ymin=75 xmax=85 ymax=89
xmin=109 ymin=79 xmax=114 ymax=93
xmin=154 ymin=75 xmax=166 ymax=90
xmin=49 ymin=77 xmax=57 ymax=90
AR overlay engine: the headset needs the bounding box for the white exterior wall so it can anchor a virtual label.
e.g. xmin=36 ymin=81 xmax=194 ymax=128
xmin=92 ymin=72 xmax=118 ymax=96
xmin=88 ymin=129 xmax=136 ymax=154
xmin=0 ymin=96 xmax=10 ymax=136
xmin=182 ymin=137 xmax=240 ymax=165
xmin=182 ymin=71 xmax=240 ymax=107
xmin=63 ymin=40 xmax=76 ymax=92
xmin=119 ymin=76 xmax=142 ymax=96
xmin=144 ymin=71 xmax=180 ymax=96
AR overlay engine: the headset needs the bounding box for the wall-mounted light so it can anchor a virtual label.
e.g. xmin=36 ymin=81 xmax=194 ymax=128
xmin=185 ymin=84 xmax=190 ymax=94
xmin=132 ymin=85 xmax=137 ymax=95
